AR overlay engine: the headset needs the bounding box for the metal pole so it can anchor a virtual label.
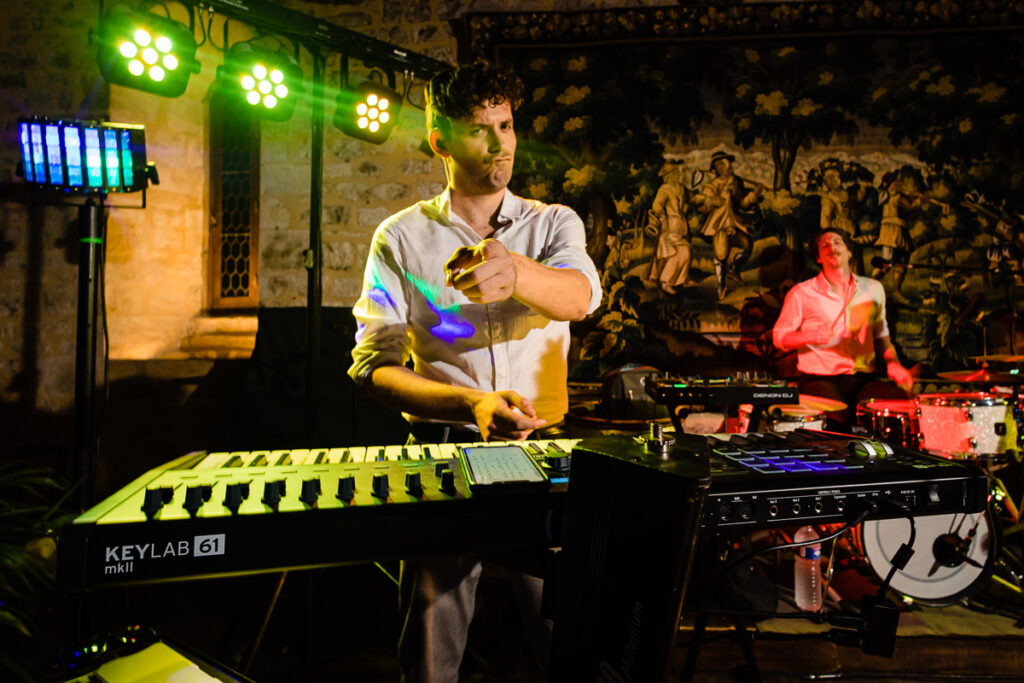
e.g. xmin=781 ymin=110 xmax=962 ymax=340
xmin=305 ymin=50 xmax=325 ymax=442
xmin=73 ymin=197 xmax=104 ymax=510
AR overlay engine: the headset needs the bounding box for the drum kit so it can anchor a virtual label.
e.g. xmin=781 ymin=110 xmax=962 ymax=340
xmin=850 ymin=355 xmax=1024 ymax=609
xmin=742 ymin=357 xmax=1024 ymax=610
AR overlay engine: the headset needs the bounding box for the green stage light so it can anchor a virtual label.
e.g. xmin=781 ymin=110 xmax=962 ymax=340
xmin=96 ymin=4 xmax=199 ymax=98
xmin=334 ymin=80 xmax=402 ymax=144
xmin=217 ymin=43 xmax=303 ymax=122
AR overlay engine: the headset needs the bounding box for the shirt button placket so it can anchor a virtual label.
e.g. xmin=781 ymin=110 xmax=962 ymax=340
xmin=489 ymin=303 xmax=509 ymax=391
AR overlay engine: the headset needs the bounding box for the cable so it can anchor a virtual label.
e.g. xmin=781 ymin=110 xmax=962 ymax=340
xmin=874 ymin=497 xmax=916 ymax=599
xmin=706 ymin=505 xmax=875 ymax=590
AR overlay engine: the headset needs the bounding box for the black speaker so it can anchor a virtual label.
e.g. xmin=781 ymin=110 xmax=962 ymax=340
xmin=550 ymin=433 xmax=710 ymax=681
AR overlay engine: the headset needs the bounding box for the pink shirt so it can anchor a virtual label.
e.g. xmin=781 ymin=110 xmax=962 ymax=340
xmin=772 ymin=272 xmax=890 ymax=376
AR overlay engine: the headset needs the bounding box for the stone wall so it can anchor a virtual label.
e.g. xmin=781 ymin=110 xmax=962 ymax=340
xmin=0 ymin=0 xmax=673 ymax=421
xmin=0 ymin=0 xmax=108 ymax=419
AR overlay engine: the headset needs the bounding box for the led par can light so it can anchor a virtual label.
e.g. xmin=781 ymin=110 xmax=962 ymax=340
xmin=96 ymin=4 xmax=199 ymax=98
xmin=334 ymin=80 xmax=402 ymax=144
xmin=18 ymin=117 xmax=150 ymax=194
xmin=217 ymin=42 xmax=304 ymax=122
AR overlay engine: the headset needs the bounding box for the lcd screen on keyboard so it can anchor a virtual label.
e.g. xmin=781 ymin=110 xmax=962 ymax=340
xmin=462 ymin=445 xmax=547 ymax=486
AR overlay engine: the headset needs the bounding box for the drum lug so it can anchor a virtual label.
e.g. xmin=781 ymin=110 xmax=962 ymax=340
xmin=965 ymin=409 xmax=974 ymax=422
xmin=970 ymin=436 xmax=978 ymax=448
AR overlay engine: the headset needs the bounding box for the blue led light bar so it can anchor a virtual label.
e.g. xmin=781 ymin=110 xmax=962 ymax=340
xmin=17 ymin=117 xmax=149 ymax=194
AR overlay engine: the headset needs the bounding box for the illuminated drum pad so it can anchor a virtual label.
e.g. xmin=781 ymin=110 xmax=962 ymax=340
xmin=917 ymin=393 xmax=1017 ymax=460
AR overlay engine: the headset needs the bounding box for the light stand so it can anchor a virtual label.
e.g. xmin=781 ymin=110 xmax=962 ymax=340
xmin=73 ymin=196 xmax=105 ymax=510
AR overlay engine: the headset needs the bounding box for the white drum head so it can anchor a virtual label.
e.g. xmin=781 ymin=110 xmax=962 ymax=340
xmin=861 ymin=511 xmax=995 ymax=606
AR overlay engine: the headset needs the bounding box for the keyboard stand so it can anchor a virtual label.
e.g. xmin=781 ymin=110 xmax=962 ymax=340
xmin=679 ymin=612 xmax=764 ymax=683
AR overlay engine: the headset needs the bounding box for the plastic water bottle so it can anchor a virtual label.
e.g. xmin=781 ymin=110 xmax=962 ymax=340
xmin=794 ymin=525 xmax=822 ymax=611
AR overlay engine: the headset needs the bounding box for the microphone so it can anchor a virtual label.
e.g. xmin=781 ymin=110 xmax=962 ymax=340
xmin=871 ymin=256 xmax=893 ymax=270
xmin=871 ymin=256 xmax=919 ymax=270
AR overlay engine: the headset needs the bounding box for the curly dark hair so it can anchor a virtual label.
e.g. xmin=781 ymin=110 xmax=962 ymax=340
xmin=425 ymin=61 xmax=524 ymax=138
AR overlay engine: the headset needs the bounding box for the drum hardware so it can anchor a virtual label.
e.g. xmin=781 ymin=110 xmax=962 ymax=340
xmin=861 ymin=510 xmax=998 ymax=607
xmin=738 ymin=404 xmax=825 ymax=433
xmin=970 ymin=354 xmax=1024 ymax=364
xmin=938 ymin=369 xmax=1024 ymax=384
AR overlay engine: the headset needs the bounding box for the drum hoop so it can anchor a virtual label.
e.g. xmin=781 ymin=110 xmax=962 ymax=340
xmin=918 ymin=394 xmax=1008 ymax=407
xmin=861 ymin=510 xmax=999 ymax=607
xmin=857 ymin=398 xmax=917 ymax=414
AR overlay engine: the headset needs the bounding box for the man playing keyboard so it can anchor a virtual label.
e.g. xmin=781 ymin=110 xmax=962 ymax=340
xmin=348 ymin=60 xmax=601 ymax=681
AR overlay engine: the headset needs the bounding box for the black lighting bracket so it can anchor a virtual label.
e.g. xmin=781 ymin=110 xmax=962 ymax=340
xmin=195 ymin=0 xmax=449 ymax=80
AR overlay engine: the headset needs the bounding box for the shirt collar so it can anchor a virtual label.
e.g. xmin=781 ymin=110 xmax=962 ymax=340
xmin=428 ymin=188 xmax=523 ymax=230
xmin=813 ymin=270 xmax=858 ymax=298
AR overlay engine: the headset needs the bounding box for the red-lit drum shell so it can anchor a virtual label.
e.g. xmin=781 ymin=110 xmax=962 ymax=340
xmin=855 ymin=398 xmax=919 ymax=449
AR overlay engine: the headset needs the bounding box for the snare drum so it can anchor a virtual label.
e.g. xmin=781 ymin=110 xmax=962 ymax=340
xmin=861 ymin=510 xmax=997 ymax=606
xmin=856 ymin=398 xmax=919 ymax=449
xmin=917 ymin=392 xmax=1017 ymax=461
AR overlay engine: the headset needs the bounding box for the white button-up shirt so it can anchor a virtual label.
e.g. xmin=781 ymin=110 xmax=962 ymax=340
xmin=349 ymin=189 xmax=602 ymax=427
xmin=772 ymin=272 xmax=890 ymax=376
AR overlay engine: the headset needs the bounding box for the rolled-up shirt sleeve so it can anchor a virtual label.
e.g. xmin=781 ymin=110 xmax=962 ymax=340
xmin=348 ymin=224 xmax=412 ymax=385
xmin=536 ymin=206 xmax=603 ymax=314
xmin=871 ymin=279 xmax=890 ymax=340
xmin=772 ymin=288 xmax=802 ymax=352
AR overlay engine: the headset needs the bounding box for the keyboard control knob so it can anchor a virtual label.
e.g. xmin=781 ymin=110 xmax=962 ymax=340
xmin=440 ymin=470 xmax=456 ymax=495
xmin=262 ymin=480 xmax=287 ymax=510
xmin=183 ymin=484 xmax=212 ymax=518
xmin=405 ymin=472 xmax=423 ymax=495
xmin=142 ymin=486 xmax=174 ymax=520
xmin=435 ymin=462 xmax=450 ymax=476
xmin=336 ymin=476 xmax=355 ymax=502
xmin=223 ymin=482 xmax=250 ymax=514
xmin=299 ymin=478 xmax=321 ymax=506
xmin=544 ymin=453 xmax=570 ymax=472
xmin=372 ymin=473 xmax=389 ymax=499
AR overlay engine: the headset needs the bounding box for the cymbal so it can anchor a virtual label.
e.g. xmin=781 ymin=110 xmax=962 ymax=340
xmin=797 ymin=394 xmax=848 ymax=412
xmin=938 ymin=369 xmax=1024 ymax=383
xmin=968 ymin=354 xmax=1024 ymax=363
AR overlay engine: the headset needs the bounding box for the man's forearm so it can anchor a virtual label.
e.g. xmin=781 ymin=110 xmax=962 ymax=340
xmin=364 ymin=365 xmax=481 ymax=423
xmin=510 ymin=253 xmax=593 ymax=321
xmin=776 ymin=328 xmax=820 ymax=352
